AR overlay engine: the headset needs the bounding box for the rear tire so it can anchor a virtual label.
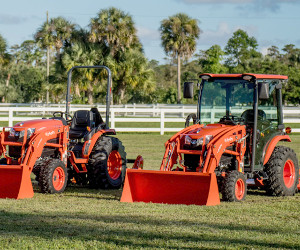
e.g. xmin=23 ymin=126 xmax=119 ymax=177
xmin=88 ymin=136 xmax=126 ymax=189
xmin=222 ymin=170 xmax=247 ymax=202
xmin=39 ymin=159 xmax=68 ymax=194
xmin=264 ymin=146 xmax=299 ymax=196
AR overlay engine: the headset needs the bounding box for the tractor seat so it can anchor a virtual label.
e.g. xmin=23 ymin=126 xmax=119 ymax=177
xmin=69 ymin=110 xmax=94 ymax=139
xmin=90 ymin=107 xmax=104 ymax=127
xmin=241 ymin=109 xmax=266 ymax=124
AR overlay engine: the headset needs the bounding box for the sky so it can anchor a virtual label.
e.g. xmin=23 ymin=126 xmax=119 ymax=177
xmin=1 ymin=0 xmax=300 ymax=64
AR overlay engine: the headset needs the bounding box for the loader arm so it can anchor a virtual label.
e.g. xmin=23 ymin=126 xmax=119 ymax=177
xmin=160 ymin=124 xmax=204 ymax=171
xmin=206 ymin=126 xmax=247 ymax=173
xmin=0 ymin=125 xmax=68 ymax=199
xmin=160 ymin=124 xmax=247 ymax=174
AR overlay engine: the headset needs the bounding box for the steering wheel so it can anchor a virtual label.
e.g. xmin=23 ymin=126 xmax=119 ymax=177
xmin=53 ymin=112 xmax=72 ymax=121
xmin=185 ymin=113 xmax=197 ymax=127
xmin=220 ymin=115 xmax=244 ymax=125
xmin=53 ymin=111 xmax=64 ymax=118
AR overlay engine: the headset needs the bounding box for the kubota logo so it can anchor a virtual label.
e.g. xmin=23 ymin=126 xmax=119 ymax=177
xmin=45 ymin=131 xmax=55 ymax=136
xmin=225 ymin=137 xmax=233 ymax=143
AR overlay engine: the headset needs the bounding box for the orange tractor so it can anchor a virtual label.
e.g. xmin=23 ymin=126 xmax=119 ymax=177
xmin=121 ymin=73 xmax=299 ymax=206
xmin=0 ymin=66 xmax=141 ymax=199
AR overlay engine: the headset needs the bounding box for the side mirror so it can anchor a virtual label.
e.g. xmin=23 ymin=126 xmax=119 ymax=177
xmin=258 ymin=82 xmax=269 ymax=100
xmin=183 ymin=82 xmax=194 ymax=99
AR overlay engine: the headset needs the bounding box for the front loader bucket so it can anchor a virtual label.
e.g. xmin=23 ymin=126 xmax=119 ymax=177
xmin=0 ymin=165 xmax=34 ymax=199
xmin=121 ymin=169 xmax=220 ymax=206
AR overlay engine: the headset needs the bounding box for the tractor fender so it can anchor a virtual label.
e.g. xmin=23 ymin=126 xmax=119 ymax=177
xmin=263 ymin=135 xmax=291 ymax=165
xmin=82 ymin=129 xmax=116 ymax=157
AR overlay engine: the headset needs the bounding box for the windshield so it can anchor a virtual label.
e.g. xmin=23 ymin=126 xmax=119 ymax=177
xmin=200 ymin=79 xmax=254 ymax=123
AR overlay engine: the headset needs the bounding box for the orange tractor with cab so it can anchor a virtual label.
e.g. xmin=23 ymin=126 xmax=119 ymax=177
xmin=0 ymin=65 xmax=142 ymax=199
xmin=121 ymin=73 xmax=299 ymax=206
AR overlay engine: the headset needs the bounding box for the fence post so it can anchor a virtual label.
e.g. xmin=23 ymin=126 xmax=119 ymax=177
xmin=8 ymin=109 xmax=13 ymax=127
xmin=160 ymin=110 xmax=165 ymax=135
xmin=152 ymin=104 xmax=155 ymax=117
xmin=111 ymin=109 xmax=115 ymax=129
xmin=210 ymin=108 xmax=215 ymax=124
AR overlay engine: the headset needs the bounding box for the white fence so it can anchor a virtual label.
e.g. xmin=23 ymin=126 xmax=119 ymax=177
xmin=0 ymin=104 xmax=299 ymax=135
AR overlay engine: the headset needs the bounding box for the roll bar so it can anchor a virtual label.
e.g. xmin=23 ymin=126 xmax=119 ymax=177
xmin=66 ymin=66 xmax=112 ymax=129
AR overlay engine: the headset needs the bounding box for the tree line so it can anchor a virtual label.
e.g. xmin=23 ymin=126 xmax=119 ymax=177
xmin=0 ymin=8 xmax=299 ymax=105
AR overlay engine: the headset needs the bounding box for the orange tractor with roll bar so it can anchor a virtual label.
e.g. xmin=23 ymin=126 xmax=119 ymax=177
xmin=121 ymin=73 xmax=299 ymax=206
xmin=0 ymin=65 xmax=142 ymax=199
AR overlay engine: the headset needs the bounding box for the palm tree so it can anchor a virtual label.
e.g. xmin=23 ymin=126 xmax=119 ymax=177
xmin=105 ymin=48 xmax=155 ymax=104
xmin=89 ymin=7 xmax=148 ymax=104
xmin=61 ymin=39 xmax=104 ymax=104
xmin=35 ymin=17 xmax=75 ymax=60
xmin=0 ymin=34 xmax=10 ymax=66
xmin=160 ymin=13 xmax=200 ymax=103
xmin=89 ymin=7 xmax=141 ymax=55
xmin=0 ymin=34 xmax=7 ymax=59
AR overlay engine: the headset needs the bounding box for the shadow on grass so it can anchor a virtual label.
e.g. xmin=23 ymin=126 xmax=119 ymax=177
xmin=0 ymin=209 xmax=298 ymax=249
xmin=246 ymin=189 xmax=268 ymax=196
xmin=33 ymin=184 xmax=122 ymax=201
xmin=64 ymin=186 xmax=122 ymax=201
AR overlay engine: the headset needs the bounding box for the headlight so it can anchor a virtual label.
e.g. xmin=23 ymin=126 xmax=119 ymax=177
xmin=205 ymin=135 xmax=213 ymax=144
xmin=9 ymin=128 xmax=35 ymax=139
xmin=184 ymin=135 xmax=213 ymax=147
xmin=185 ymin=135 xmax=192 ymax=145
xmin=22 ymin=128 xmax=35 ymax=139
xmin=192 ymin=137 xmax=203 ymax=147
xmin=9 ymin=128 xmax=17 ymax=137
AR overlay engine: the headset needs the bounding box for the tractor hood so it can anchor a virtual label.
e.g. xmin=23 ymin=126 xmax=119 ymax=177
xmin=13 ymin=119 xmax=64 ymax=131
xmin=184 ymin=124 xmax=235 ymax=138
xmin=180 ymin=124 xmax=243 ymax=149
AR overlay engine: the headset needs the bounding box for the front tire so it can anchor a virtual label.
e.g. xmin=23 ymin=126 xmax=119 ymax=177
xmin=88 ymin=136 xmax=126 ymax=189
xmin=264 ymin=146 xmax=299 ymax=196
xmin=39 ymin=159 xmax=68 ymax=194
xmin=222 ymin=170 xmax=247 ymax=202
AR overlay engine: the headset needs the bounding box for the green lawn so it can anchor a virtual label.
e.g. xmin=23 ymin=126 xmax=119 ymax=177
xmin=0 ymin=134 xmax=299 ymax=249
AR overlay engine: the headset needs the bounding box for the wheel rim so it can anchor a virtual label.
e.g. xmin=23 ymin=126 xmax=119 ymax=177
xmin=107 ymin=150 xmax=122 ymax=180
xmin=283 ymin=159 xmax=295 ymax=188
xmin=235 ymin=178 xmax=245 ymax=200
xmin=52 ymin=167 xmax=65 ymax=191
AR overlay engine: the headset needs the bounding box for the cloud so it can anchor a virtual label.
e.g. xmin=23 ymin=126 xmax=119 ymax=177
xmin=177 ymin=0 xmax=299 ymax=12
xmin=0 ymin=13 xmax=28 ymax=25
xmin=198 ymin=22 xmax=231 ymax=47
xmin=137 ymin=26 xmax=160 ymax=45
xmin=258 ymin=39 xmax=300 ymax=54
xmin=198 ymin=22 xmax=258 ymax=48
xmin=260 ymin=46 xmax=269 ymax=56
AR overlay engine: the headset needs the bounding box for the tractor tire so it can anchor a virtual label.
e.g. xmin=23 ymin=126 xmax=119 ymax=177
xmin=222 ymin=170 xmax=247 ymax=202
xmin=88 ymin=136 xmax=126 ymax=189
xmin=33 ymin=158 xmax=48 ymax=182
xmin=263 ymin=146 xmax=299 ymax=196
xmin=38 ymin=159 xmax=68 ymax=194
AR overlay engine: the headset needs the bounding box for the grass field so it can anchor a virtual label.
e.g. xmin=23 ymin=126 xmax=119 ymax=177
xmin=0 ymin=134 xmax=299 ymax=249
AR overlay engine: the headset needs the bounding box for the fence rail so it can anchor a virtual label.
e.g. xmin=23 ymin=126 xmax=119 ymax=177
xmin=0 ymin=105 xmax=299 ymax=134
